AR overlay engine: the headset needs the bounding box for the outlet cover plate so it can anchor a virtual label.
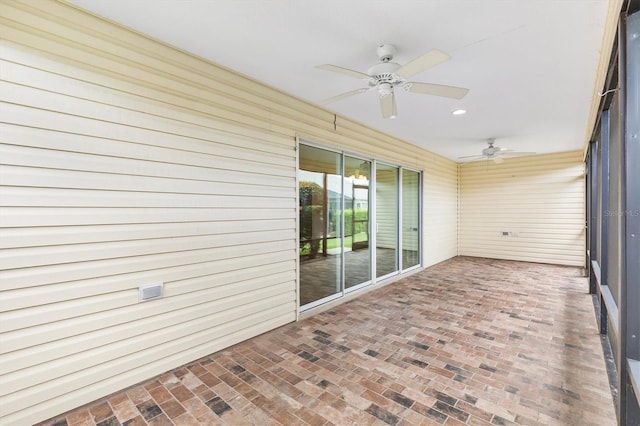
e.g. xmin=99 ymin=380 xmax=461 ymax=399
xmin=139 ymin=283 xmax=163 ymax=302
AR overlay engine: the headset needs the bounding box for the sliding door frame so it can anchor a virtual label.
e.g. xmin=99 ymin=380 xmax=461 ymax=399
xmin=297 ymin=138 xmax=423 ymax=312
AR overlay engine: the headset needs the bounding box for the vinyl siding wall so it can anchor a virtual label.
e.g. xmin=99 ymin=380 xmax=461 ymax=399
xmin=0 ymin=1 xmax=458 ymax=424
xmin=423 ymin=156 xmax=458 ymax=266
xmin=459 ymin=151 xmax=586 ymax=266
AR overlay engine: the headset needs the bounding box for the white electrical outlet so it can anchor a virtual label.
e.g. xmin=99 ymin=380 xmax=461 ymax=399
xmin=139 ymin=283 xmax=163 ymax=302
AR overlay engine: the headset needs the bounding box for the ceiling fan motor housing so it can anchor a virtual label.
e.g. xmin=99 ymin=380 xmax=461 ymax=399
xmin=367 ymin=62 xmax=402 ymax=84
xmin=482 ymin=146 xmax=500 ymax=157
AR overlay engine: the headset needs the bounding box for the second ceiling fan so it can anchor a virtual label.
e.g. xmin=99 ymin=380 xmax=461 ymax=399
xmin=458 ymin=139 xmax=536 ymax=163
xmin=317 ymin=44 xmax=469 ymax=119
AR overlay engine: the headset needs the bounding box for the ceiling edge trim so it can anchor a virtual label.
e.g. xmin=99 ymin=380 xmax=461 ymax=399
xmin=583 ymin=0 xmax=624 ymax=161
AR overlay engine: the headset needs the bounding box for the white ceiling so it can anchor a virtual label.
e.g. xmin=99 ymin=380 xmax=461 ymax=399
xmin=68 ymin=0 xmax=609 ymax=161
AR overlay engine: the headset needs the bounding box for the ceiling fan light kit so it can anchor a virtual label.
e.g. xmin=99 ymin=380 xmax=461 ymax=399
xmin=317 ymin=43 xmax=469 ymax=119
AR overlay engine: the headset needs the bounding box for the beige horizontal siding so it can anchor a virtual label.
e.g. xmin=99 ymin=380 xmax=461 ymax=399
xmin=459 ymin=151 xmax=585 ymax=266
xmin=0 ymin=1 xmax=459 ymax=424
xmin=423 ymin=153 xmax=458 ymax=266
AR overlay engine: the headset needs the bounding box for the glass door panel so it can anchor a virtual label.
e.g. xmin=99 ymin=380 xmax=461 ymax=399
xmin=344 ymin=156 xmax=371 ymax=288
xmin=402 ymin=169 xmax=420 ymax=269
xmin=375 ymin=163 xmax=399 ymax=278
xmin=299 ymin=145 xmax=342 ymax=306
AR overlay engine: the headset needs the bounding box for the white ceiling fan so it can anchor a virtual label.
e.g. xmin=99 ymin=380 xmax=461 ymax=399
xmin=317 ymin=44 xmax=469 ymax=119
xmin=458 ymin=139 xmax=536 ymax=163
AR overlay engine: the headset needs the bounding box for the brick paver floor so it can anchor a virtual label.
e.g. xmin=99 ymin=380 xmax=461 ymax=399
xmin=39 ymin=256 xmax=616 ymax=426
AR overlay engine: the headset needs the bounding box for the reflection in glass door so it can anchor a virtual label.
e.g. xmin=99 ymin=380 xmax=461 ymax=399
xmin=376 ymin=163 xmax=399 ymax=278
xmin=298 ymin=145 xmax=342 ymax=306
xmin=344 ymin=156 xmax=371 ymax=289
xmin=402 ymin=169 xmax=421 ymax=270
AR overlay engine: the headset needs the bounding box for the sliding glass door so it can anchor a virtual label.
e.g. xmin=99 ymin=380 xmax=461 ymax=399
xmin=344 ymin=156 xmax=371 ymax=289
xmin=298 ymin=143 xmax=421 ymax=309
xmin=298 ymin=145 xmax=342 ymax=306
xmin=402 ymin=169 xmax=421 ymax=270
xmin=375 ymin=164 xmax=399 ymax=278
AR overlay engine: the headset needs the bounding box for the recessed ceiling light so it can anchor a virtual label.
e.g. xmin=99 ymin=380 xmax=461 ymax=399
xmin=452 ymin=109 xmax=467 ymax=115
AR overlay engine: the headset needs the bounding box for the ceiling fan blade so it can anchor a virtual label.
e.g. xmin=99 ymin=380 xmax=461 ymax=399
xmin=380 ymin=92 xmax=397 ymax=119
xmin=457 ymin=154 xmax=487 ymax=159
xmin=493 ymin=157 xmax=505 ymax=164
xmin=500 ymin=151 xmax=536 ymax=157
xmin=320 ymin=88 xmax=369 ymax=104
xmin=405 ymin=82 xmax=469 ymax=99
xmin=395 ymin=49 xmax=450 ymax=79
xmin=316 ymin=64 xmax=371 ymax=80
